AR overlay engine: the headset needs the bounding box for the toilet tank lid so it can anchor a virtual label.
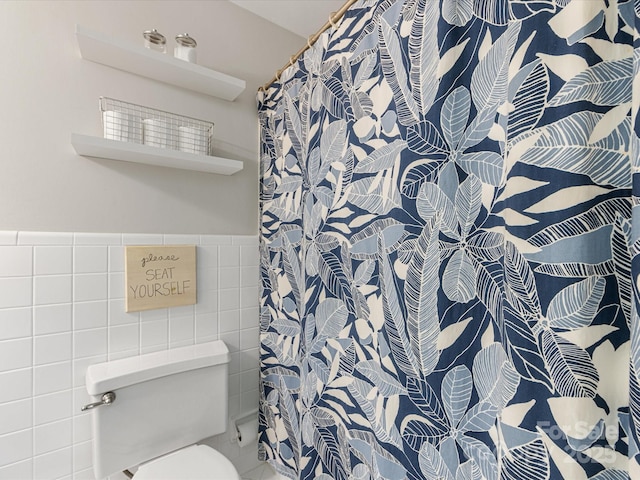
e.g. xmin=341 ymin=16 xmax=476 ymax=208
xmin=85 ymin=340 xmax=230 ymax=395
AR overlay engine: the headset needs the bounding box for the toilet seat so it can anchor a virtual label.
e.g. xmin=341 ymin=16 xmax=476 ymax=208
xmin=133 ymin=444 xmax=240 ymax=480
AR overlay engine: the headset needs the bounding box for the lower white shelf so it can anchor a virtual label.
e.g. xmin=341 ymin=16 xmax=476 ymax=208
xmin=71 ymin=133 xmax=243 ymax=175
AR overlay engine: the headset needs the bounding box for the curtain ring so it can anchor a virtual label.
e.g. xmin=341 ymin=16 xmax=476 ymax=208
xmin=289 ymin=55 xmax=296 ymax=67
xmin=307 ymin=35 xmax=314 ymax=49
xmin=329 ymin=12 xmax=337 ymax=28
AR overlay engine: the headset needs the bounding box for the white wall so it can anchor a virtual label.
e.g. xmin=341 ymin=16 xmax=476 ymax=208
xmin=0 ymin=1 xmax=302 ymax=235
xmin=0 ymin=1 xmax=305 ymax=478
xmin=0 ymin=231 xmax=262 ymax=479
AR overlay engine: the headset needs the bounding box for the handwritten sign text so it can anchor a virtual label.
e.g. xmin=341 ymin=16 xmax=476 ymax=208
xmin=125 ymin=245 xmax=196 ymax=312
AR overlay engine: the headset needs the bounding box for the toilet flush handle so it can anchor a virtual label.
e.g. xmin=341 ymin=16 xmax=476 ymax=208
xmin=81 ymin=391 xmax=116 ymax=411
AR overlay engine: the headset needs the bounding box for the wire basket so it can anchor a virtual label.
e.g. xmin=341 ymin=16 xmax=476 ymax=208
xmin=99 ymin=97 xmax=214 ymax=156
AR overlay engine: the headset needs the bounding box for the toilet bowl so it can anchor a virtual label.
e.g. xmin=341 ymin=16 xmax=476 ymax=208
xmin=83 ymin=341 xmax=240 ymax=479
xmin=133 ymin=444 xmax=239 ymax=479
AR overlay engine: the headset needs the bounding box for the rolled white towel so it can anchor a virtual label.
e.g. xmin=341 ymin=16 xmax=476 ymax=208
xmin=178 ymin=126 xmax=209 ymax=155
xmin=103 ymin=111 xmax=142 ymax=143
xmin=143 ymin=119 xmax=178 ymax=149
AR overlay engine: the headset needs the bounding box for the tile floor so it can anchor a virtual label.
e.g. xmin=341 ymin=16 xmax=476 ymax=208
xmin=242 ymin=462 xmax=285 ymax=480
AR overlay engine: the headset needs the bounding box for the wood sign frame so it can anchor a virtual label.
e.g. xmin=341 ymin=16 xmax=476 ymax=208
xmin=125 ymin=245 xmax=196 ymax=312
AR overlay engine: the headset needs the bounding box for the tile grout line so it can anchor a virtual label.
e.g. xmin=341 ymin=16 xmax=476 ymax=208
xmin=30 ymin=243 xmax=36 ymax=476
xmin=70 ymin=238 xmax=76 ymax=478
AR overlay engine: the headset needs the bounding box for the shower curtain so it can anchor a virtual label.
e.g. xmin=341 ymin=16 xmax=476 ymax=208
xmin=258 ymin=0 xmax=637 ymax=478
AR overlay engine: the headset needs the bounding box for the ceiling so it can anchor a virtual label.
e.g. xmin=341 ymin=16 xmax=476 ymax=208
xmin=229 ymin=0 xmax=346 ymax=38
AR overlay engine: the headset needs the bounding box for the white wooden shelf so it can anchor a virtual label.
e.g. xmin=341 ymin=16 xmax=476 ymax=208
xmin=76 ymin=25 xmax=246 ymax=101
xmin=71 ymin=134 xmax=243 ymax=175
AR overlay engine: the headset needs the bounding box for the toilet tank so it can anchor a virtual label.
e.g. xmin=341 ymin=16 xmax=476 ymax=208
xmin=85 ymin=341 xmax=230 ymax=479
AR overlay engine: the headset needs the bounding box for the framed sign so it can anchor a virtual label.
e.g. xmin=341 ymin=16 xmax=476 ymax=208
xmin=125 ymin=245 xmax=196 ymax=312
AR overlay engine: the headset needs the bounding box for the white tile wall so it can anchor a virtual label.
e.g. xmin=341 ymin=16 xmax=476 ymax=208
xmin=0 ymin=232 xmax=262 ymax=479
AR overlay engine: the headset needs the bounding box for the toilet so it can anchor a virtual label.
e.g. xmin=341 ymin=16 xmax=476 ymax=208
xmin=83 ymin=340 xmax=240 ymax=479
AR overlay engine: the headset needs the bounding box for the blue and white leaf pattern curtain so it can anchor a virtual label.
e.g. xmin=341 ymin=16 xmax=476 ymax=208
xmin=258 ymin=0 xmax=639 ymax=478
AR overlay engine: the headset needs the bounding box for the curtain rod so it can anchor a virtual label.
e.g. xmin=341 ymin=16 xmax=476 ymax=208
xmin=259 ymin=0 xmax=358 ymax=92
